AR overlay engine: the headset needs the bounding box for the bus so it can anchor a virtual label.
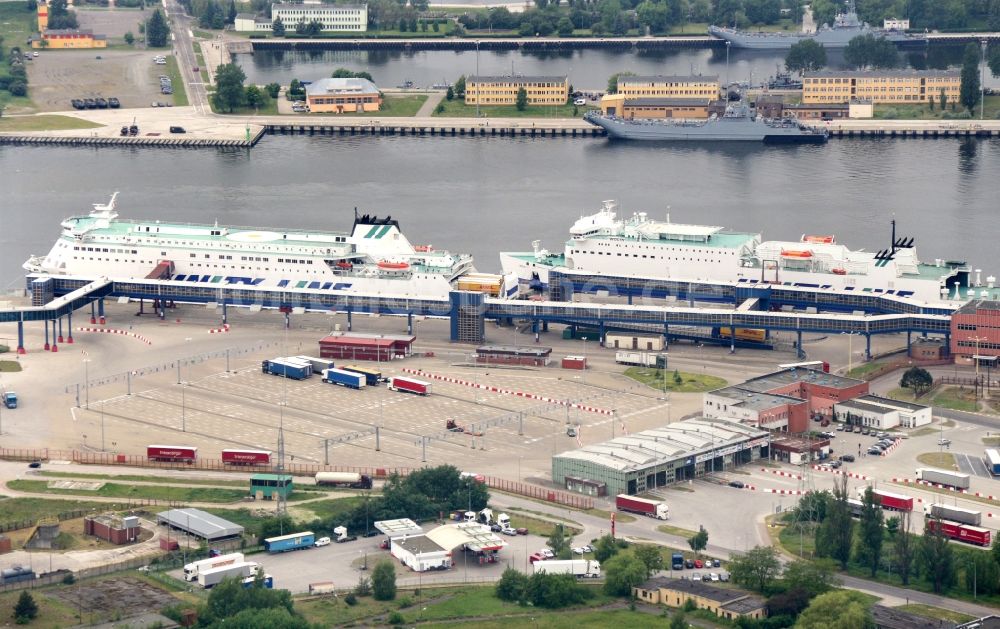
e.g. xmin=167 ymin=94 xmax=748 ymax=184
xmin=985 ymin=449 xmax=1000 ymax=475
xmin=779 ymin=360 xmax=831 ymax=373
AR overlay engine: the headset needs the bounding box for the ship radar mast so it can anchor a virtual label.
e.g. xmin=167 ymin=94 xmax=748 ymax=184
xmin=90 ymin=192 xmax=119 ymax=221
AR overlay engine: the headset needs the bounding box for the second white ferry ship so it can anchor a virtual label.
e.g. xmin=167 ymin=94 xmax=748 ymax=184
xmin=500 ymin=200 xmax=976 ymax=305
xmin=25 ymin=193 xmax=476 ymax=299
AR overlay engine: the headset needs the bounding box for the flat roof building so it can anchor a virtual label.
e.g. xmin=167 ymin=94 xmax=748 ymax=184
xmin=236 ymin=3 xmax=368 ymax=31
xmin=390 ymin=535 xmax=451 ymax=572
xmin=465 ymin=75 xmax=569 ymax=107
xmin=30 ymin=29 xmax=107 ymax=49
xmin=553 ymin=418 xmax=769 ymax=496
xmin=802 ymin=69 xmax=960 ymax=104
xmin=475 ymin=345 xmax=552 ymax=367
xmin=156 ymin=508 xmax=244 ymax=541
xmin=871 ymin=604 xmax=951 ymax=629
xmin=305 ymin=77 xmax=381 ymax=114
xmin=951 ymin=299 xmax=1000 ymax=362
xmin=634 ymin=577 xmax=767 ymax=621
xmin=834 ymin=394 xmax=931 ymax=429
xmin=319 ymin=331 xmax=415 ymax=361
xmin=615 ymin=74 xmax=719 ymax=100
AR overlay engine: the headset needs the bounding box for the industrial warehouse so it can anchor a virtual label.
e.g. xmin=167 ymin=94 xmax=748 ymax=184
xmin=552 ymin=419 xmax=770 ymax=497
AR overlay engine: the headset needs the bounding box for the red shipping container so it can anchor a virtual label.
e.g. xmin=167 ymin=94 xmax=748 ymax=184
xmin=221 ymin=449 xmax=272 ymax=465
xmin=926 ymin=519 xmax=991 ymax=546
xmin=561 ymin=356 xmax=587 ymax=370
xmin=147 ymin=445 xmax=198 ymax=463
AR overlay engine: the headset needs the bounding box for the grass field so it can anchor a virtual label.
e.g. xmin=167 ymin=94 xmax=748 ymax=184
xmin=506 ymin=513 xmax=581 ymax=538
xmin=846 ymin=361 xmax=884 ymax=379
xmin=163 ymin=55 xmax=189 ymax=107
xmin=656 ymin=524 xmax=698 ymax=538
xmin=983 ymin=436 xmax=1000 ymax=446
xmin=930 ymin=387 xmax=979 ymax=412
xmin=0 ymin=115 xmax=101 ymax=132
xmin=295 ymin=495 xmax=366 ymax=521
xmin=0 ymin=497 xmax=113 ymax=527
xmin=875 ymin=95 xmax=1000 ymax=120
xmin=916 ymin=452 xmax=958 ymax=470
xmin=8 ymin=479 xmax=253 ymax=503
xmin=0 ymin=587 xmax=80 ymax=627
xmin=584 ymin=508 xmax=634 ymax=523
xmin=624 ymin=367 xmax=727 ymax=393
xmin=0 ymin=4 xmax=36 ymax=111
xmin=212 ymin=93 xmax=279 ymax=115
xmin=432 ymin=98 xmax=589 ymax=119
xmin=897 ymin=603 xmax=975 ymax=624
xmin=36 ymin=471 xmax=248 ymax=487
xmin=0 ymin=360 xmax=22 ymax=372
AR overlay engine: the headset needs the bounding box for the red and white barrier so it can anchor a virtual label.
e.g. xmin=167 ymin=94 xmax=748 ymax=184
xmin=403 ymin=368 xmax=615 ymax=416
xmin=208 ymin=324 xmax=231 ymax=334
xmin=761 ymin=488 xmax=811 ymax=495
xmin=812 ymin=465 xmax=870 ymax=481
xmin=75 ymin=327 xmax=151 ymax=345
xmin=761 ymin=468 xmax=803 ymax=480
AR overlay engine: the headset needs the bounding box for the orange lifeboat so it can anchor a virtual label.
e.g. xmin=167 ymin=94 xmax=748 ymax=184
xmin=781 ymin=250 xmax=813 ymax=258
xmin=802 ymin=235 xmax=835 ymax=244
xmin=335 ymin=260 xmax=353 ymax=269
xmin=378 ymin=261 xmax=410 ymax=270
xmin=413 ymin=245 xmax=434 ymax=252
xmin=831 ymin=268 xmax=847 ymax=275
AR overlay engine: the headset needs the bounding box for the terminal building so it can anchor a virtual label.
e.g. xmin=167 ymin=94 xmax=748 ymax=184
xmin=235 ymin=3 xmax=368 ymax=31
xmin=833 ymin=394 xmax=932 ymax=430
xmin=465 ymin=76 xmax=569 ymax=107
xmin=305 ymin=77 xmax=381 ymax=114
xmin=951 ymin=299 xmax=1000 ymax=363
xmin=318 ymin=331 xmax=415 ymax=361
xmin=552 ymin=418 xmax=769 ymax=496
xmin=802 ymin=69 xmax=960 ymax=104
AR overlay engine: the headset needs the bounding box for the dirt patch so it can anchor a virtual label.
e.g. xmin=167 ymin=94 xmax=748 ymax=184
xmin=26 ymin=49 xmax=178 ymax=111
xmin=46 ymin=576 xmax=176 ymax=619
xmin=75 ymin=6 xmax=150 ymax=39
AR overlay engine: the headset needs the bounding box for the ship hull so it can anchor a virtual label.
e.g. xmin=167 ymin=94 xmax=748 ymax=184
xmin=586 ymin=114 xmax=827 ymax=144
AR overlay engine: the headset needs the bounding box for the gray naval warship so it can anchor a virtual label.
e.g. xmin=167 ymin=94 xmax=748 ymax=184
xmin=584 ymin=99 xmax=829 ymax=144
xmin=708 ymin=1 xmax=925 ymax=49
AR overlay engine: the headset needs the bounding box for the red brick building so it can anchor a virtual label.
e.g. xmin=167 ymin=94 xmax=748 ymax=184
xmin=951 ymin=300 xmax=1000 ymax=363
xmin=84 ymin=514 xmax=141 ymax=545
xmin=318 ymin=332 xmax=415 ymax=362
xmin=476 ymin=345 xmax=552 ymax=367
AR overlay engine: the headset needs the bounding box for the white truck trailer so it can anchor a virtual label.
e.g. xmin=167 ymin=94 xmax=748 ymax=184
xmin=197 ymin=561 xmax=259 ymax=589
xmin=916 ymin=468 xmax=971 ymax=490
xmin=183 ymin=553 xmax=246 ymax=582
xmin=531 ymin=559 xmax=601 ymax=578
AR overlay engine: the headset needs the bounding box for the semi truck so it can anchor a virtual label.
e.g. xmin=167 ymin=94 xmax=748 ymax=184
xmin=0 ymin=566 xmax=35 ymax=585
xmin=264 ymin=531 xmax=316 ymax=553
xmin=531 ymin=559 xmax=601 ymax=578
xmin=292 ymin=356 xmax=336 ymax=374
xmin=614 ymin=351 xmax=668 ymax=368
xmin=925 ymin=503 xmax=982 ymax=526
xmin=2 ymin=391 xmax=17 ymax=409
xmin=147 ymin=444 xmax=198 ymax=464
xmin=322 ymin=368 xmax=367 ymax=390
xmin=341 ymin=365 xmax=382 ymax=386
xmin=388 ymin=376 xmax=430 ymax=396
xmin=859 ymin=487 xmax=913 ymax=512
xmin=261 ymin=358 xmax=311 ymax=380
xmin=615 ymin=494 xmax=669 ymax=520
xmin=671 ymin=552 xmax=684 ymax=570
xmin=333 ymin=526 xmax=357 ymax=543
xmin=847 ymin=498 xmax=865 ymax=518
xmin=916 ymin=468 xmax=971 ymax=490
xmin=925 ymin=519 xmax=992 ymax=546
xmin=197 ymin=561 xmax=259 ymax=588
xmin=986 ymin=449 xmax=1000 ymax=475
xmin=315 ymin=471 xmax=373 ymax=489
xmin=183 ymin=553 xmax=246 ymax=582
xmin=221 ymin=449 xmax=272 ymax=466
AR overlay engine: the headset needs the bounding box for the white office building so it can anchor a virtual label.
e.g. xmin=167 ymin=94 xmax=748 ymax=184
xmin=235 ymin=2 xmax=368 ymax=32
xmin=833 ymin=394 xmax=932 ymax=430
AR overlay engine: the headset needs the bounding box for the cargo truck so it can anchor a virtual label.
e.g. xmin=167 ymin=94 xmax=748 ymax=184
xmin=671 ymin=552 xmax=684 ymax=570
xmin=531 ymin=559 xmax=601 ymax=578
xmin=261 ymin=358 xmax=311 ymax=380
xmin=243 ymin=574 xmax=274 ymax=589
xmin=197 ymin=561 xmax=259 ymax=588
xmin=147 ymin=444 xmax=197 ymax=463
xmin=916 ymin=468 xmax=971 ymax=490
xmin=183 ymin=553 xmax=246 ymax=581
xmin=341 ymin=365 xmax=382 ymax=386
xmin=986 ymin=449 xmax=1000 ymax=475
xmin=315 ymin=471 xmax=373 ymax=489
xmin=614 ymin=351 xmax=668 ymax=368
xmin=2 ymin=392 xmax=17 ymax=409
xmin=322 ymin=368 xmax=366 ymax=390
xmin=388 ymin=376 xmax=430 ymax=396
xmin=925 ymin=503 xmax=982 ymax=526
xmin=616 ymin=494 xmax=669 ymax=520
xmin=264 ymin=531 xmax=315 ymax=553
xmin=292 ymin=356 xmax=336 ymax=374
xmin=859 ymin=487 xmax=913 ymax=512
xmin=925 ymin=519 xmax=992 ymax=546
xmin=221 ymin=449 xmax=272 ymax=466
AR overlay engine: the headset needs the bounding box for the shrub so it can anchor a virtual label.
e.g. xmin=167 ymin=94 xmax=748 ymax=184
xmin=388 ymin=611 xmax=405 ymax=625
xmin=8 ymin=80 xmax=27 ymax=97
xmin=344 ymin=593 xmax=357 ymax=606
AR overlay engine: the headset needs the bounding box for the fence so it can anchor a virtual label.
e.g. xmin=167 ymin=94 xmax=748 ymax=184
xmin=485 ymin=476 xmax=594 ymax=510
xmin=0 ymin=555 xmax=155 ymax=594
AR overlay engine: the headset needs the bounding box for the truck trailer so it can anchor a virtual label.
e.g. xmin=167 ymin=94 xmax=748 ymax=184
xmin=341 ymin=365 xmax=382 ymax=386
xmin=614 ymin=351 xmax=668 ymax=368
xmin=221 ymin=449 xmax=272 ymax=466
xmin=925 ymin=504 xmax=982 ymax=526
xmin=322 ymin=368 xmax=367 ymax=390
xmin=615 ymin=494 xmax=669 ymax=520
xmin=197 ymin=561 xmax=259 ymax=588
xmin=315 ymin=471 xmax=373 ymax=489
xmin=183 ymin=553 xmax=246 ymax=582
xmin=531 ymin=559 xmax=601 ymax=578
xmin=264 ymin=531 xmax=316 ymax=553
xmin=926 ymin=519 xmax=992 ymax=546
xmin=859 ymin=487 xmax=913 ymax=512
xmin=916 ymin=468 xmax=971 ymax=490
xmin=147 ymin=444 xmax=197 ymax=463
xmin=261 ymin=358 xmax=311 ymax=380
xmin=388 ymin=376 xmax=430 ymax=396
xmin=243 ymin=574 xmax=274 ymax=589
xmin=292 ymin=356 xmax=336 ymax=374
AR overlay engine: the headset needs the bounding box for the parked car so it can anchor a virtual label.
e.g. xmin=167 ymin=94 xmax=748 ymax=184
xmin=169 ymin=126 xmax=186 ymax=134
xmin=709 ymin=573 xmax=720 ymax=582
xmin=573 ymin=98 xmax=587 ymax=106
xmin=540 ymin=549 xmax=554 ymax=559
xmin=840 ymin=454 xmax=855 ymax=462
xmin=515 ymin=528 xmax=529 ymax=535
xmin=685 ymin=559 xmax=694 ymax=569
xmin=490 ymin=524 xmax=502 ymax=532
xmin=28 ymin=461 xmax=41 ymax=469
xmin=836 ymin=424 xmax=845 ymax=431
xmin=573 ymin=547 xmax=585 ymax=555
xmin=694 ymin=559 xmax=703 ymax=569
xmin=938 ymin=438 xmax=952 ymax=446
xmin=314 ymin=537 xmax=331 ymax=547
xmin=712 ymin=559 xmax=721 ymax=568
xmin=692 ymin=573 xmax=702 ymax=581
xmin=108 ymin=97 xmax=120 ymax=108
xmin=728 ymin=480 xmax=745 ymax=489
xmin=719 ymin=572 xmax=730 ymax=582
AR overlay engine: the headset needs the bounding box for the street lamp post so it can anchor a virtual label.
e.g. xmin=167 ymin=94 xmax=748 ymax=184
xmin=725 ymin=41 xmax=731 ymax=87
xmin=475 ymin=41 xmax=481 ymax=119
xmin=83 ymin=358 xmax=91 ymax=410
xmin=981 ymin=39 xmax=987 ymax=120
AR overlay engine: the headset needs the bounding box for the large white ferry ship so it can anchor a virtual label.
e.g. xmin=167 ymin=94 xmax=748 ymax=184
xmin=500 ymin=200 xmax=976 ymax=305
xmin=25 ymin=193 xmax=475 ymax=299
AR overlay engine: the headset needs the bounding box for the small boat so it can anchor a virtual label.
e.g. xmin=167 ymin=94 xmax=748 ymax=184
xmin=414 ymin=245 xmax=434 ymax=252
xmin=802 ymin=235 xmax=835 ymax=244
xmin=781 ymin=250 xmax=813 ymax=258
xmin=832 ymin=268 xmax=847 ymax=275
xmin=378 ymin=261 xmax=410 ymax=270
xmin=397 ymin=80 xmax=415 ymax=89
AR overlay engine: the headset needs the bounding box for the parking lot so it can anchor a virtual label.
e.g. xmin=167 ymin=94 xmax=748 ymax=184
xmin=27 ymin=49 xmax=177 ymax=111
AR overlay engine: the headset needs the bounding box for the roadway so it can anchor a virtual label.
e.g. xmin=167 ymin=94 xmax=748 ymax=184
xmin=162 ymin=0 xmax=209 ymax=114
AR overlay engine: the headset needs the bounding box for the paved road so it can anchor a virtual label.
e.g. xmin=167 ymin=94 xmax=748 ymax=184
xmin=163 ymin=0 xmax=208 ymax=114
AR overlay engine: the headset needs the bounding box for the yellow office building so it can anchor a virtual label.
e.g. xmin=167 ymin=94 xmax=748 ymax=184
xmin=802 ymin=70 xmax=960 ymax=104
xmin=465 ymin=75 xmax=569 ymax=106
xmin=615 ymin=74 xmax=720 ymax=100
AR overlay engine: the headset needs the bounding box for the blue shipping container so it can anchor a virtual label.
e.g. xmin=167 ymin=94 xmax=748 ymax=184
xmin=322 ymin=368 xmax=366 ymax=390
xmin=262 ymin=359 xmax=311 ymax=380
xmin=264 ymin=531 xmax=315 ymax=553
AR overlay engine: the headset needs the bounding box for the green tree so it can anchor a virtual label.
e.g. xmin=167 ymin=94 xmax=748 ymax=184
xmin=940 ymin=88 xmax=948 ymax=111
xmin=669 ymin=610 xmax=687 ymax=629
xmin=687 ymin=526 xmax=708 ymax=556
xmin=245 ymin=84 xmax=266 ymax=109
xmin=202 ymin=576 xmax=295 ymax=624
xmin=332 ymin=67 xmax=355 ymax=78
xmin=548 ymin=524 xmax=571 ymax=559
xmin=919 ymin=517 xmax=956 ymax=593
xmin=816 ymin=475 xmax=853 ymax=569
xmin=855 ymin=486 xmax=884 ymax=578
xmin=796 ymin=590 xmax=873 ymax=629
xmin=781 ymin=559 xmax=839 ymax=597
xmin=766 ymin=586 xmax=812 ymax=617
xmin=900 ymin=366 xmax=933 ymax=396
xmin=525 ymin=572 xmax=588 ymax=608
xmin=727 ymin=545 xmax=781 ymax=593
xmin=213 ymin=63 xmax=247 ymax=112
xmin=227 ymin=0 xmax=237 ymax=25
xmin=200 ymin=1 xmax=219 ymax=28
xmin=147 ymin=9 xmax=170 ymax=47
xmin=967 ymin=550 xmax=1000 ymax=597
xmin=603 ymin=553 xmax=649 ymax=596
xmin=272 ymin=16 xmax=286 ymax=36
xmin=793 ymin=490 xmax=830 ymax=522
xmin=557 ymin=16 xmax=574 ymax=36
xmin=8 ymin=80 xmax=27 ymax=97
xmin=371 ymin=559 xmax=397 ymax=601
xmin=607 ymin=71 xmax=636 ymax=94
xmin=495 ymin=567 xmax=529 ymax=602
xmin=265 ymin=82 xmax=281 ymax=98
xmin=454 ymin=75 xmax=467 ymax=98
xmin=785 ymin=39 xmax=827 ymax=73
xmin=204 ymin=607 xmax=313 ymax=629
xmin=446 ymin=86 xmax=454 ymax=101
xmin=13 ymin=591 xmax=38 ymax=623
xmin=515 ymin=86 xmax=528 ymax=111
xmin=593 ymin=534 xmax=619 ymax=562
xmin=124 ymin=31 xmax=135 ymax=45
xmin=960 ymin=42 xmax=982 ymax=112
xmin=844 ymin=33 xmax=898 ymax=69
xmin=633 ymin=544 xmax=663 ymax=575
xmin=990 ymin=46 xmax=1000 ymax=78
xmin=257 ymin=514 xmax=295 ymax=540
xmin=893 ymin=510 xmax=915 ymax=585
xmin=47 ymin=0 xmax=78 ymax=29
xmin=305 ymin=19 xmax=322 ymax=37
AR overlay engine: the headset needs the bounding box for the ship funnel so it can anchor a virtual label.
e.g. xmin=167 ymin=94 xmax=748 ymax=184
xmin=638 ymin=212 xmax=647 ymax=222
xmin=988 ymin=276 xmax=996 ymax=289
xmin=976 ymin=269 xmax=983 ymax=287
xmin=532 ymin=240 xmax=540 ymax=255
xmin=982 ymin=290 xmax=990 ymax=298
xmin=935 ymin=259 xmax=942 ymax=267
xmin=940 ymin=287 xmax=949 ymax=300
